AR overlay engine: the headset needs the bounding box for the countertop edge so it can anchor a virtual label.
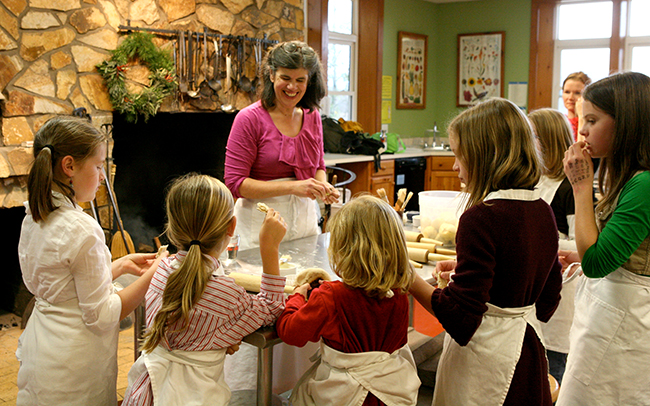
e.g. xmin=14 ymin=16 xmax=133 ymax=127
xmin=324 ymin=148 xmax=453 ymax=166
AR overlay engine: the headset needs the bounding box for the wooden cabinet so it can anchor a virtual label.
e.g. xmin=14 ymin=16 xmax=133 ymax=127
xmin=338 ymin=159 xmax=395 ymax=205
xmin=425 ymin=156 xmax=461 ymax=191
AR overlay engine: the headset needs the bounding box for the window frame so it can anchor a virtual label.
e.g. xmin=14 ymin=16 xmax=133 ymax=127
xmin=528 ymin=0 xmax=624 ymax=111
xmin=326 ymin=0 xmax=359 ymax=121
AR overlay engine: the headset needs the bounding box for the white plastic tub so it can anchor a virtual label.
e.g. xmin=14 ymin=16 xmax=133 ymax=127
xmin=418 ymin=191 xmax=465 ymax=246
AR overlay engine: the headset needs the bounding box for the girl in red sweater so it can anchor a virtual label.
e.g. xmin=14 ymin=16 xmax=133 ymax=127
xmin=276 ymin=195 xmax=420 ymax=406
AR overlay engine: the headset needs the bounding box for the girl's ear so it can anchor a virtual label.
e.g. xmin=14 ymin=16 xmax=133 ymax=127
xmin=227 ymin=216 xmax=237 ymax=236
xmin=60 ymin=155 xmax=75 ymax=178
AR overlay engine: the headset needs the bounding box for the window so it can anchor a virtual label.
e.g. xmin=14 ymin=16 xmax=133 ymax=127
xmin=625 ymin=0 xmax=650 ymax=76
xmin=553 ymin=0 xmax=650 ymax=112
xmin=326 ymin=0 xmax=358 ymax=121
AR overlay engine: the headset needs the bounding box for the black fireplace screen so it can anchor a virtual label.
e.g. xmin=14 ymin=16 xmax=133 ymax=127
xmin=111 ymin=111 xmax=236 ymax=249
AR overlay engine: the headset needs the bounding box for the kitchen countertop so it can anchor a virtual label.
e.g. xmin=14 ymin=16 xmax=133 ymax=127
xmin=324 ymin=147 xmax=453 ymax=166
xmin=232 ymin=231 xmax=437 ymax=286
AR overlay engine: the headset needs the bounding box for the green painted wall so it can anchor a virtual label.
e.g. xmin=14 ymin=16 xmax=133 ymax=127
xmin=382 ymin=0 xmax=532 ymax=138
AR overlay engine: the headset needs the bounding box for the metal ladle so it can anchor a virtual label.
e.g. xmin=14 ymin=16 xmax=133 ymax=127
xmin=237 ymin=39 xmax=252 ymax=93
xmin=208 ymin=37 xmax=222 ymax=92
xmin=186 ymin=32 xmax=201 ymax=98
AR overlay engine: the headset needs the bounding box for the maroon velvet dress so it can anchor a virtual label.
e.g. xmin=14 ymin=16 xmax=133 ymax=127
xmin=431 ymin=197 xmax=563 ymax=406
xmin=276 ymin=281 xmax=410 ymax=406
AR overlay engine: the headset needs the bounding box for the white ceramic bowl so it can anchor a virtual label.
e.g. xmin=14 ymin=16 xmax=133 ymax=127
xmin=279 ymin=262 xmax=297 ymax=276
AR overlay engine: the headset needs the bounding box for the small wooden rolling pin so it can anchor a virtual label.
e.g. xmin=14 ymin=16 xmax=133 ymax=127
xmin=407 ymin=242 xmax=456 ymax=256
xmin=408 ymin=247 xmax=456 ymax=264
xmin=404 ymin=231 xmax=423 ymax=242
xmin=229 ymin=272 xmax=295 ymax=295
xmin=407 ymin=247 xmax=429 ymax=263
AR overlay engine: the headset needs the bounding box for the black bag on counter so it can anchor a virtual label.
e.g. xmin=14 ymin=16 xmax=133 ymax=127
xmin=321 ymin=115 xmax=382 ymax=171
xmin=322 ymin=115 xmax=347 ymax=153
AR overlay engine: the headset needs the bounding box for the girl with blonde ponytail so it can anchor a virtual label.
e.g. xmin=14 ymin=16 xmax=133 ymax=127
xmin=123 ymin=173 xmax=287 ymax=406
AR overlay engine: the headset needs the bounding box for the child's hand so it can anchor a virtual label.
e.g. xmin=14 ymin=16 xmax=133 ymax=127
xmin=226 ymin=343 xmax=241 ymax=355
xmin=113 ymin=253 xmax=163 ymax=278
xmin=259 ymin=208 xmax=287 ymax=249
xmin=435 ymin=260 xmax=457 ymax=286
xmin=563 ymin=141 xmax=593 ymax=190
xmin=293 ymin=282 xmax=312 ymax=299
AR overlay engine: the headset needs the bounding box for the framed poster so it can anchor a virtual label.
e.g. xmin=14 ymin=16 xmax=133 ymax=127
xmin=457 ymin=31 xmax=505 ymax=107
xmin=397 ymin=31 xmax=427 ymax=109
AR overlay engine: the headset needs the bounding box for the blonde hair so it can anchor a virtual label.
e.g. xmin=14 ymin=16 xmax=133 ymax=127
xmin=27 ymin=116 xmax=106 ymax=222
xmin=141 ymin=174 xmax=234 ymax=352
xmin=528 ymin=108 xmax=574 ymax=180
xmin=326 ymin=195 xmax=414 ymax=298
xmin=449 ymin=98 xmax=542 ymax=210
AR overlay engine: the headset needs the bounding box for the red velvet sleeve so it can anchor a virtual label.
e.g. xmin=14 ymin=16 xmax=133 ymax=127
xmin=275 ymin=283 xmax=340 ymax=347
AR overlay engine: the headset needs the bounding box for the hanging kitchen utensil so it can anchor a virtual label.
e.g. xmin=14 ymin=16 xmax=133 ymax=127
xmin=251 ymin=39 xmax=261 ymax=94
xmin=187 ymin=31 xmax=200 ymax=98
xmin=208 ymin=37 xmax=222 ymax=92
xmin=187 ymin=30 xmax=193 ymax=90
xmin=238 ymin=39 xmax=252 ymax=93
xmin=178 ymin=31 xmax=188 ymax=93
xmin=199 ymin=28 xmax=209 ymax=89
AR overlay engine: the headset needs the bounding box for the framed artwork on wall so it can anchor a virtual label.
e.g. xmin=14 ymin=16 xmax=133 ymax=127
xmin=397 ymin=31 xmax=428 ymax=109
xmin=457 ymin=31 xmax=505 ymax=107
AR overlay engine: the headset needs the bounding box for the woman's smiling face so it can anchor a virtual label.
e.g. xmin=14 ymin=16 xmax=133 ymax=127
xmin=271 ymin=67 xmax=309 ymax=109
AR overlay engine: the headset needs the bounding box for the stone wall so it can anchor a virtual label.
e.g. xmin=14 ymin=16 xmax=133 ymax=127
xmin=0 ymin=0 xmax=305 ymax=208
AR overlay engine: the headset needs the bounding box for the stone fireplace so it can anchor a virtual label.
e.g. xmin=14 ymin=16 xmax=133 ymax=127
xmin=0 ymin=0 xmax=305 ymax=314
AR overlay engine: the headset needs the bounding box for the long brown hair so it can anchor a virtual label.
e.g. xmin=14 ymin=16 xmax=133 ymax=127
xmin=326 ymin=195 xmax=414 ymax=298
xmin=529 ymin=108 xmax=574 ymax=181
xmin=449 ymin=98 xmax=542 ymax=210
xmin=27 ymin=116 xmax=105 ymax=222
xmin=141 ymin=174 xmax=234 ymax=352
xmin=582 ymin=72 xmax=650 ymax=212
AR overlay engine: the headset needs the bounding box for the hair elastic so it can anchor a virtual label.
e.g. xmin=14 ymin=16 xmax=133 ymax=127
xmin=189 ymin=240 xmax=201 ymax=247
xmin=43 ymin=144 xmax=55 ymax=153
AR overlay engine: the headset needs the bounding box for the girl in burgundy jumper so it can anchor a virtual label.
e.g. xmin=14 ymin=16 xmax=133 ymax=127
xmin=410 ymin=98 xmax=563 ymax=406
xmin=276 ymin=195 xmax=421 ymax=406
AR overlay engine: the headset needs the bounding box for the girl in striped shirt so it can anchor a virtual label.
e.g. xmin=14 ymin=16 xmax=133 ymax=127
xmin=122 ymin=173 xmax=287 ymax=406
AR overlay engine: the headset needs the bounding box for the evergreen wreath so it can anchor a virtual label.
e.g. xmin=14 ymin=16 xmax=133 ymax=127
xmin=97 ymin=32 xmax=177 ymax=123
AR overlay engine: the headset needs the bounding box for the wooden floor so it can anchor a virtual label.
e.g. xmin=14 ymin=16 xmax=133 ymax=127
xmin=0 ymin=302 xmax=443 ymax=404
xmin=0 ymin=312 xmax=135 ymax=404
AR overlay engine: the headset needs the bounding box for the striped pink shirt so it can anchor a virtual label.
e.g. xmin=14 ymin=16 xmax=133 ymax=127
xmin=122 ymin=251 xmax=286 ymax=405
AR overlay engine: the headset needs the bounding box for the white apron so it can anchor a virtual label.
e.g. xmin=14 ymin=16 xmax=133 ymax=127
xmin=233 ymin=178 xmax=320 ymax=251
xmin=432 ymin=303 xmax=545 ymax=406
xmin=556 ymin=267 xmax=650 ymax=406
xmin=127 ymin=345 xmax=230 ymax=406
xmin=226 ymin=179 xmax=321 ymax=392
xmin=16 ymin=297 xmax=119 ymax=406
xmin=539 ymin=263 xmax=580 ymax=354
xmin=290 ymin=341 xmax=421 ymax=406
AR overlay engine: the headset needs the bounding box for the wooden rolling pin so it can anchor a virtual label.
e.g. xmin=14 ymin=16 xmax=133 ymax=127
xmin=421 ymin=238 xmax=444 ymax=246
xmin=436 ymin=247 xmax=457 ymax=256
xmin=404 ymin=231 xmax=423 ymax=242
xmin=429 ymin=253 xmax=456 ymax=262
xmin=229 ymin=272 xmax=295 ymax=294
xmin=407 ymin=247 xmax=430 ymax=263
xmin=409 ymin=259 xmax=423 ymax=268
xmin=407 ymin=241 xmax=441 ymax=252
xmin=407 ymin=242 xmax=457 ymax=255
